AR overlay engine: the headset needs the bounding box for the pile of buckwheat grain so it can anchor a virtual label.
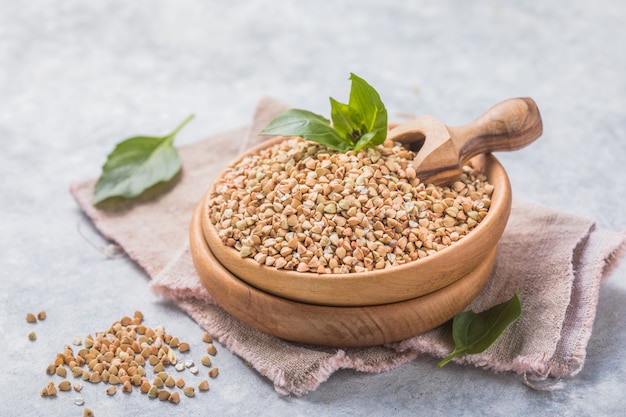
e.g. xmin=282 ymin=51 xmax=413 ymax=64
xmin=208 ymin=137 xmax=493 ymax=274
xmin=39 ymin=311 xmax=219 ymax=412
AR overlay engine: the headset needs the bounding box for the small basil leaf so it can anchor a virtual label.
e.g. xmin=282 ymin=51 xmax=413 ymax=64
xmin=93 ymin=115 xmax=193 ymax=205
xmin=260 ymin=108 xmax=351 ymax=151
xmin=329 ymin=97 xmax=358 ymax=145
xmin=438 ymin=293 xmax=522 ymax=367
xmin=353 ymin=127 xmax=387 ymax=152
xmin=347 ymin=73 xmax=388 ymax=146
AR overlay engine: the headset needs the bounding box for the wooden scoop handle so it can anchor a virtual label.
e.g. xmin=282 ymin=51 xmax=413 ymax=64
xmin=448 ymin=97 xmax=543 ymax=165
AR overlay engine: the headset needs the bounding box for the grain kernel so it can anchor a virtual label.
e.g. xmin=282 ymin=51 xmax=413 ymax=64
xmin=168 ymin=391 xmax=180 ymax=404
xmin=55 ymin=365 xmax=67 ymax=377
xmin=206 ymin=344 xmax=217 ymax=356
xmin=45 ymin=364 xmax=56 ymax=375
xmin=201 ymin=332 xmax=213 ymax=343
xmin=57 ymin=380 xmax=71 ymax=391
xmin=37 ymin=311 xmax=47 ymax=320
xmin=183 ymin=386 xmax=195 ymax=397
xmin=133 ymin=310 xmax=144 ymax=321
xmin=26 ymin=313 xmax=37 ymax=323
xmin=42 ymin=382 xmax=57 ymax=397
xmin=72 ymin=366 xmax=84 ymax=378
xmin=148 ymin=385 xmax=159 ymax=398
xmin=152 ymin=377 xmax=163 ymax=388
xmin=140 ymin=381 xmax=151 ymax=393
xmin=208 ymin=368 xmax=219 ymax=378
xmin=158 ymin=389 xmax=170 ymax=401
xmin=198 ymin=379 xmax=209 ymax=391
xmin=169 ymin=336 xmax=179 ymax=348
xmin=122 ymin=380 xmax=132 ymax=393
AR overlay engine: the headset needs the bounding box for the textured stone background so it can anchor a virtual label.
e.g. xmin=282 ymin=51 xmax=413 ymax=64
xmin=1 ymin=0 xmax=625 ymax=415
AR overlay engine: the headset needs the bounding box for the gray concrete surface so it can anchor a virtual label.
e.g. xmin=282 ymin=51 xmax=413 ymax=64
xmin=1 ymin=0 xmax=625 ymax=415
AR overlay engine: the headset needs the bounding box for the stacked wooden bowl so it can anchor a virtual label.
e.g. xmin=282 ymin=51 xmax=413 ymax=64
xmin=189 ymin=137 xmax=512 ymax=347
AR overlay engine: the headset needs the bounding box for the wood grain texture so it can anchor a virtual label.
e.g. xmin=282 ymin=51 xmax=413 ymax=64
xmin=191 ymin=201 xmax=499 ymax=347
xmin=388 ymin=97 xmax=542 ymax=186
xmin=201 ymin=141 xmax=512 ymax=307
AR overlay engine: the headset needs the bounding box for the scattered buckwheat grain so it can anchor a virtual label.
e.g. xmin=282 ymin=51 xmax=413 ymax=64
xmin=40 ymin=312 xmax=220 ymax=406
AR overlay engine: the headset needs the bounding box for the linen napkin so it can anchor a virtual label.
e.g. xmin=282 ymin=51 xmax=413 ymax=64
xmin=70 ymin=98 xmax=626 ymax=396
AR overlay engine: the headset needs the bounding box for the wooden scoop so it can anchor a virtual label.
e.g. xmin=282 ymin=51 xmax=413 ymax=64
xmin=387 ymin=97 xmax=543 ymax=185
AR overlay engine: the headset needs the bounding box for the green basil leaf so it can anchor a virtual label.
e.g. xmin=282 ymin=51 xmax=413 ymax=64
xmin=93 ymin=115 xmax=194 ymax=205
xmin=259 ymin=108 xmax=351 ymax=151
xmin=260 ymin=73 xmax=388 ymax=152
xmin=347 ymin=73 xmax=388 ymax=146
xmin=438 ymin=293 xmax=522 ymax=367
xmin=329 ymin=97 xmax=358 ymax=145
xmin=353 ymin=127 xmax=388 ymax=152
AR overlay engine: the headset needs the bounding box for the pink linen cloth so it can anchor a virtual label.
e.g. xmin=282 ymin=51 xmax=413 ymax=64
xmin=70 ymin=98 xmax=626 ymax=396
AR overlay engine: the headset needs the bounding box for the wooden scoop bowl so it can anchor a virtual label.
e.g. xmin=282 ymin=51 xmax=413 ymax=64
xmin=387 ymin=97 xmax=542 ymax=186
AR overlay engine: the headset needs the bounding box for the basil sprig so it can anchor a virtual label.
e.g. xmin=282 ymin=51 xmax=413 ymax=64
xmin=93 ymin=115 xmax=193 ymax=205
xmin=438 ymin=293 xmax=522 ymax=367
xmin=260 ymin=73 xmax=388 ymax=152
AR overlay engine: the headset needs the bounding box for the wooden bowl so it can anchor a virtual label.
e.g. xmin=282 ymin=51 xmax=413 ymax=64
xmin=199 ymin=137 xmax=512 ymax=307
xmin=190 ymin=200 xmax=497 ymax=347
